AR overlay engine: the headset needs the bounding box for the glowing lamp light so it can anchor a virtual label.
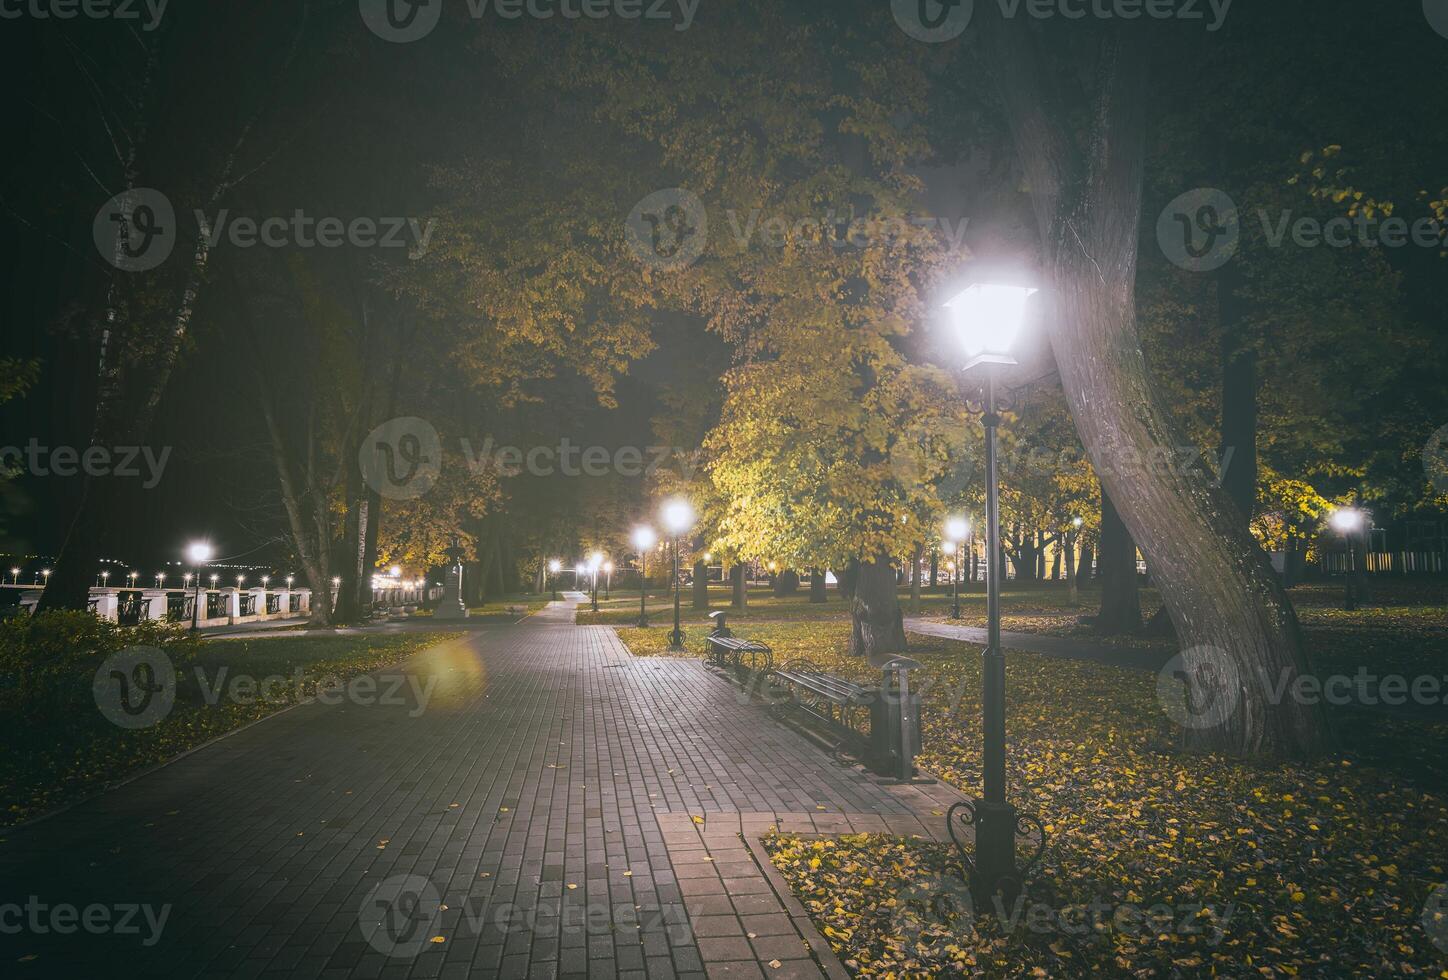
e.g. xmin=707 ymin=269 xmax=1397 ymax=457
xmin=187 ymin=542 xmax=213 ymax=564
xmin=632 ymin=525 xmax=658 ymax=551
xmin=945 ymin=516 xmax=971 ymax=542
xmin=389 ymin=565 xmax=402 ymax=578
xmin=1330 ymin=508 xmax=1365 ymax=534
xmin=548 ymin=559 xmax=562 ymax=574
xmin=661 ymin=498 xmax=695 ymax=536
xmin=603 ymin=561 xmax=614 ymax=574
xmin=1072 ymin=516 xmax=1084 ymax=528
xmin=944 ymin=282 xmax=1039 ymax=365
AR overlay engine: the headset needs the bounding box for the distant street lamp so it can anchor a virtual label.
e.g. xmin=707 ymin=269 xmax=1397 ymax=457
xmin=662 ymin=498 xmax=695 ymax=650
xmin=156 ymin=572 xmax=166 ymax=589
xmin=1068 ymin=516 xmax=1084 ymax=605
xmin=100 ymin=569 xmax=110 ymax=588
xmin=128 ymin=570 xmax=138 ymax=589
xmin=9 ymin=567 xmax=18 ymax=585
xmin=943 ymin=279 xmax=1046 ymax=908
xmin=548 ymin=559 xmax=562 ymax=601
xmin=1330 ymin=507 xmax=1367 ymax=611
xmin=589 ymin=552 xmax=603 ymax=613
xmin=187 ymin=541 xmax=213 ymax=631
xmin=41 ymin=569 xmax=51 ymax=588
xmin=632 ymin=525 xmax=657 ymax=627
xmin=945 ymin=516 xmax=970 ymax=618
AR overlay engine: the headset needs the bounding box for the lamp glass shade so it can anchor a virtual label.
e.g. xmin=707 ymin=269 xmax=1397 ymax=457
xmin=944 ymin=283 xmax=1038 ymax=357
xmin=662 ymin=498 xmax=695 ymax=535
xmin=944 ymin=516 xmax=970 ymax=542
xmin=1329 ymin=509 xmax=1365 ymax=533
xmin=187 ymin=542 xmax=213 ymax=564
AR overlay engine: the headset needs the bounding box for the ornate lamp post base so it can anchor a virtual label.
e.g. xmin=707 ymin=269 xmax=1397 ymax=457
xmin=946 ymin=798 xmax=1047 ymax=909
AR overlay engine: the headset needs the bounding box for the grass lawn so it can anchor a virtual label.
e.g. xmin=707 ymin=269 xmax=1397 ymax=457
xmin=616 ymin=621 xmax=1448 ymax=977
xmin=2 ymin=629 xmax=459 ymax=827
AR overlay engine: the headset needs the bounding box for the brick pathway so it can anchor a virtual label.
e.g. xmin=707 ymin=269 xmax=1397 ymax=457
xmin=1 ymin=597 xmax=958 ymax=978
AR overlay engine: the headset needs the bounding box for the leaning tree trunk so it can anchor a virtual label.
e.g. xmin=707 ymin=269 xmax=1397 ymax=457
xmin=847 ymin=556 xmax=907 ymax=664
xmin=730 ymin=563 xmax=747 ymax=609
xmin=986 ymin=17 xmax=1325 ymax=757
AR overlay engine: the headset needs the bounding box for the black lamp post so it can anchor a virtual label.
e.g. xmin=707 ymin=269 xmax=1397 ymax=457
xmin=662 ymin=499 xmax=695 ymax=651
xmin=589 ymin=552 xmax=602 ymax=613
xmin=1330 ymin=508 xmax=1366 ymax=612
xmin=632 ymin=525 xmax=656 ymax=627
xmin=187 ymin=541 xmax=212 ymax=632
xmin=548 ymin=559 xmax=561 ymax=601
xmin=942 ymin=281 xmax=1048 ymax=908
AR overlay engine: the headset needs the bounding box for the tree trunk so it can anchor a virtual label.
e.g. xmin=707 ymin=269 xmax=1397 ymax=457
xmin=985 ymin=18 xmax=1325 ymax=757
xmin=837 ymin=557 xmax=860 ymax=600
xmin=1097 ymin=491 xmax=1142 ymax=634
xmin=909 ymin=543 xmax=922 ymax=614
xmin=847 ymin=555 xmax=908 ymax=664
xmin=692 ymin=554 xmax=709 ymax=610
xmin=1066 ymin=532 xmax=1079 ymax=605
xmin=730 ymin=563 xmax=747 ymax=609
xmin=929 ymin=551 xmax=938 ymax=588
xmin=809 ymin=567 xmax=827 ymax=603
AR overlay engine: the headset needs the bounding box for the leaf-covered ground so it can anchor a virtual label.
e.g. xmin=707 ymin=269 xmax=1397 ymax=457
xmin=618 ymin=620 xmax=1448 ymax=977
xmin=2 ymin=630 xmax=459 ymax=827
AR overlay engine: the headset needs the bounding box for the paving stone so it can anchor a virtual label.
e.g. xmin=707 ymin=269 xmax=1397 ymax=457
xmin=0 ymin=597 xmax=916 ymax=977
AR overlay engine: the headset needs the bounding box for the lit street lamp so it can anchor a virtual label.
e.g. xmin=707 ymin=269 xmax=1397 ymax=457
xmin=589 ymin=552 xmax=603 ymax=613
xmin=945 ymin=516 xmax=970 ymax=618
xmin=187 ymin=541 xmax=213 ymax=631
xmin=41 ymin=569 xmax=51 ymax=588
xmin=548 ymin=559 xmax=562 ymax=601
xmin=9 ymin=567 xmax=17 ymax=585
xmin=632 ymin=525 xmax=657 ymax=627
xmin=662 ymin=498 xmax=695 ymax=650
xmin=943 ymin=279 xmax=1046 ymax=908
xmin=1329 ymin=507 xmax=1367 ymax=611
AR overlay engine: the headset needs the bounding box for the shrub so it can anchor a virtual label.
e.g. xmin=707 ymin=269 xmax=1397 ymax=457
xmin=0 ymin=611 xmax=200 ymax=726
